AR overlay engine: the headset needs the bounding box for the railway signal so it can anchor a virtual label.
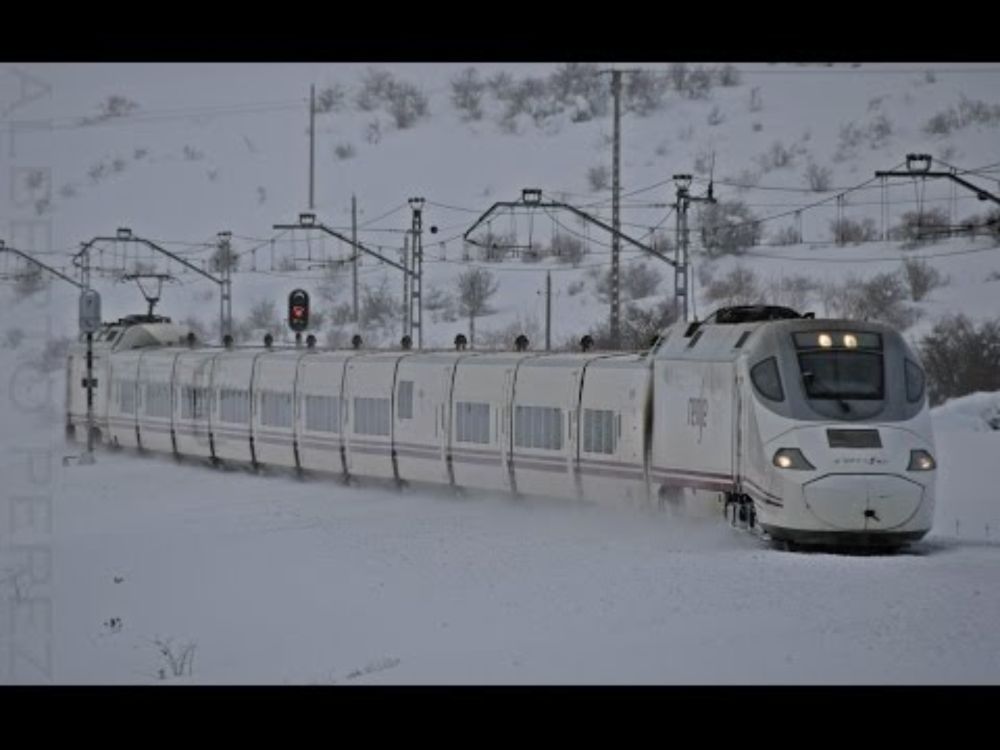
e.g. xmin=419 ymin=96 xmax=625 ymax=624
xmin=288 ymin=288 xmax=310 ymax=332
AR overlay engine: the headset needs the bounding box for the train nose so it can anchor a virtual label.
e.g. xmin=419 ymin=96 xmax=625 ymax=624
xmin=802 ymin=474 xmax=925 ymax=530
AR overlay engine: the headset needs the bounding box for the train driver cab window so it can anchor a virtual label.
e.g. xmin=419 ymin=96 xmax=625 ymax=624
xmin=750 ymin=357 xmax=784 ymax=402
xmin=905 ymin=359 xmax=925 ymax=403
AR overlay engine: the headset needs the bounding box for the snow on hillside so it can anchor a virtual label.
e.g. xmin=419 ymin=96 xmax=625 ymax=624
xmin=2 ymin=62 xmax=1000 ymax=684
xmin=2 ymin=62 xmax=998 ymax=348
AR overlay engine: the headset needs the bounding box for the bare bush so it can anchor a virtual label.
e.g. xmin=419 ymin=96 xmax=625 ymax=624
xmin=919 ymin=314 xmax=1000 ymax=405
xmin=587 ymin=164 xmax=610 ymax=192
xmin=355 ymin=68 xmax=428 ymax=129
xmin=707 ymin=106 xmax=725 ymax=127
xmin=456 ymin=267 xmax=500 ymax=345
xmin=699 ymin=200 xmax=763 ymax=257
xmin=748 ymin=86 xmax=763 ymax=113
xmin=240 ymin=299 xmax=283 ymax=340
xmin=804 ymin=163 xmax=833 ymax=192
xmin=550 ymin=63 xmax=606 ymax=121
xmin=831 ymin=217 xmax=879 ymax=245
xmin=682 ymin=66 xmax=713 ymax=99
xmin=901 ymin=257 xmax=948 ymax=301
xmin=3 ymin=328 xmax=26 ymax=349
xmin=424 ymin=285 xmax=457 ymax=322
xmin=764 ymin=275 xmax=818 ymax=311
xmin=957 ymin=208 xmax=1000 ymax=239
xmin=757 ymin=141 xmax=795 ymax=172
xmin=717 ymin=64 xmax=742 ymax=87
xmin=771 ymin=225 xmax=802 ymax=246
xmin=624 ymin=70 xmax=669 ymax=115
xmin=566 ymin=279 xmax=585 ymax=297
xmin=622 ymin=261 xmax=662 ymax=300
xmin=154 ymin=638 xmax=196 ymax=679
xmin=334 ymin=142 xmax=356 ymax=160
xmin=923 ymin=109 xmax=959 ymax=136
xmin=868 ymin=113 xmax=894 ymax=148
xmin=550 ymin=233 xmax=586 ymax=265
xmin=182 ymin=145 xmax=204 ymax=162
xmin=823 ymin=272 xmax=920 ymax=330
xmin=318 ymin=263 xmax=348 ymax=305
xmin=476 ymin=231 xmax=517 ymax=262
xmin=889 ymin=208 xmax=951 ymax=245
xmin=78 ymin=95 xmax=139 ymax=126
xmin=704 ymin=265 xmax=763 ymax=307
xmin=587 ymin=299 xmax=677 ymax=351
xmin=361 ymin=277 xmax=403 ymax=329
xmin=667 ymin=63 xmax=689 ymax=92
xmin=478 ymin=314 xmax=541 ymax=350
xmin=834 ymin=122 xmax=865 ymax=161
xmin=450 ymin=67 xmax=486 ymax=121
xmin=924 ymin=96 xmax=1000 ymax=136
xmin=13 ymin=267 xmax=49 ymax=298
xmin=314 ymin=83 xmax=347 ymax=114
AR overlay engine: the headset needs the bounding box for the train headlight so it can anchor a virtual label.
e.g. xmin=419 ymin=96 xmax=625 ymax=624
xmin=773 ymin=448 xmax=815 ymax=470
xmin=818 ymin=333 xmax=833 ymax=348
xmin=843 ymin=333 xmax=858 ymax=348
xmin=908 ymin=449 xmax=936 ymax=471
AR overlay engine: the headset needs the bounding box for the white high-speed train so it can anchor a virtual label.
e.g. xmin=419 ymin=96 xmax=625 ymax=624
xmin=66 ymin=305 xmax=937 ymax=550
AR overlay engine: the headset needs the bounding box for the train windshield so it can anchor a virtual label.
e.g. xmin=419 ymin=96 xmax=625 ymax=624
xmin=794 ymin=331 xmax=884 ymax=401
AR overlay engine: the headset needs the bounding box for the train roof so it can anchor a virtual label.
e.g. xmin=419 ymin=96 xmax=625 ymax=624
xmin=653 ymin=312 xmax=900 ymax=362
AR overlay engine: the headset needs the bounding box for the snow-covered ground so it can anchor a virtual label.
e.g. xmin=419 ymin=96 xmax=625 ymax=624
xmin=1 ymin=62 xmax=999 ymax=683
xmin=0 ymin=343 xmax=998 ymax=684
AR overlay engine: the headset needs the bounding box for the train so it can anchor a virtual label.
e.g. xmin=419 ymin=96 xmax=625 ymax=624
xmin=65 ymin=305 xmax=937 ymax=551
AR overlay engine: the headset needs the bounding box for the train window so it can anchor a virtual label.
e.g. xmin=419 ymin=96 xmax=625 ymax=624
xmin=514 ymin=405 xmax=563 ymax=451
xmin=144 ymin=383 xmax=172 ymax=418
xmin=583 ymin=409 xmax=616 ymax=455
xmin=905 ymin=359 xmax=925 ymax=403
xmin=118 ymin=379 xmax=136 ymax=414
xmin=219 ymin=388 xmax=250 ymax=424
xmin=455 ymin=401 xmax=490 ymax=444
xmin=260 ymin=391 xmax=293 ymax=428
xmin=305 ymin=395 xmax=341 ymax=433
xmin=733 ymin=331 xmax=752 ymax=349
xmin=750 ymin=358 xmax=785 ymax=402
xmin=353 ymin=397 xmax=391 ymax=436
xmin=397 ymin=380 xmax=414 ymax=420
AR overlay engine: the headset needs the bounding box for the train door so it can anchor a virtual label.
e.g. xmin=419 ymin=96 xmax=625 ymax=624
xmin=510 ymin=357 xmax=580 ymax=500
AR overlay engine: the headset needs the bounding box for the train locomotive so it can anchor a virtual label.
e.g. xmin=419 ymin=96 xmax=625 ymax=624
xmin=65 ymin=305 xmax=936 ymax=550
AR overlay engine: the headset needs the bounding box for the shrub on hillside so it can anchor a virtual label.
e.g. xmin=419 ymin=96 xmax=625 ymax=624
xmin=919 ymin=314 xmax=1000 ymax=405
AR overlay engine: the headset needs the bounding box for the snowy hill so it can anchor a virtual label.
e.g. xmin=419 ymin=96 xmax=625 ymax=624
xmin=2 ymin=62 xmax=999 ymax=348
